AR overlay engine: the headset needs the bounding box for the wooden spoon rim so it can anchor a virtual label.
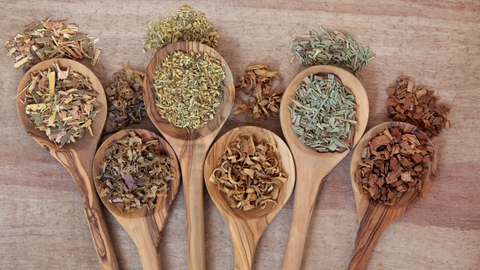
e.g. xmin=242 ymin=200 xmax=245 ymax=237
xmin=204 ymin=126 xmax=296 ymax=221
xmin=143 ymin=41 xmax=235 ymax=142
xmin=15 ymin=58 xmax=107 ymax=152
xmin=92 ymin=128 xmax=182 ymax=220
xmin=350 ymin=121 xmax=437 ymax=214
xmin=279 ymin=65 xmax=369 ymax=161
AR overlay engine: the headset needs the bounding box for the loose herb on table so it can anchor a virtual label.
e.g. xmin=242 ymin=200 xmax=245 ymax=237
xmin=288 ymin=73 xmax=357 ymax=153
xmin=153 ymin=50 xmax=225 ymax=130
xmin=6 ymin=18 xmax=101 ymax=70
xmin=20 ymin=62 xmax=100 ymax=147
xmin=97 ymin=132 xmax=176 ymax=213
xmin=234 ymin=65 xmax=284 ymax=120
xmin=143 ymin=5 xmax=219 ymax=52
xmin=354 ymin=127 xmax=434 ymax=205
xmin=386 ymin=76 xmax=451 ymax=137
xmin=104 ymin=65 xmax=146 ymax=133
xmin=209 ymin=136 xmax=287 ymax=211
xmin=291 ymin=26 xmax=374 ymax=77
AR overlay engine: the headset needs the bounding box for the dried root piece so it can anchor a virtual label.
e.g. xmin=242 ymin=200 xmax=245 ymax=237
xmin=234 ymin=65 xmax=284 ymax=120
xmin=291 ymin=26 xmax=374 ymax=77
xmin=354 ymin=127 xmax=434 ymax=205
xmin=21 ymin=62 xmax=100 ymax=148
xmin=209 ymin=136 xmax=287 ymax=211
xmin=6 ymin=18 xmax=100 ymax=70
xmin=143 ymin=5 xmax=219 ymax=52
xmin=97 ymin=132 xmax=176 ymax=213
xmin=386 ymin=76 xmax=451 ymax=137
xmin=104 ymin=65 xmax=146 ymax=133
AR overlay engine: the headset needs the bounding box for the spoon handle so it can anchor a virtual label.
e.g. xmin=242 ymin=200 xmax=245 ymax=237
xmin=58 ymin=150 xmax=119 ymax=270
xmin=127 ymin=215 xmax=163 ymax=270
xmin=349 ymin=202 xmax=401 ymax=270
xmin=228 ymin=218 xmax=262 ymax=270
xmin=180 ymin=146 xmax=207 ymax=270
xmin=281 ymin=168 xmax=325 ymax=270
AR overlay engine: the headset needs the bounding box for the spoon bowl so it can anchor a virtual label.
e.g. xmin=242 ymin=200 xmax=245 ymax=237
xmin=93 ymin=129 xmax=181 ymax=270
xmin=144 ymin=41 xmax=235 ymax=270
xmin=348 ymin=121 xmax=437 ymax=270
xmin=16 ymin=58 xmax=118 ymax=269
xmin=279 ymin=65 xmax=369 ymax=270
xmin=204 ymin=126 xmax=295 ymax=270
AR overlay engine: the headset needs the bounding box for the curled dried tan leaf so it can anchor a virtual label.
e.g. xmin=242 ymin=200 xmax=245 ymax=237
xmin=96 ymin=132 xmax=176 ymax=213
xmin=234 ymin=65 xmax=284 ymax=121
xmin=209 ymin=136 xmax=287 ymax=211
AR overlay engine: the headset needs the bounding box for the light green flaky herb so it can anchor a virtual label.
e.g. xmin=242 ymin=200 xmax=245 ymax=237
xmin=288 ymin=73 xmax=357 ymax=153
xmin=153 ymin=50 xmax=225 ymax=129
xmin=290 ymin=26 xmax=374 ymax=77
xmin=143 ymin=5 xmax=219 ymax=52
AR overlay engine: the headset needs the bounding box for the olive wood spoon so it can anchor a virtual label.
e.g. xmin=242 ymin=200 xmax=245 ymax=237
xmin=204 ymin=126 xmax=296 ymax=270
xmin=280 ymin=65 xmax=369 ymax=270
xmin=93 ymin=129 xmax=181 ymax=270
xmin=348 ymin=122 xmax=437 ymax=270
xmin=144 ymin=41 xmax=235 ymax=270
xmin=16 ymin=59 xmax=119 ymax=270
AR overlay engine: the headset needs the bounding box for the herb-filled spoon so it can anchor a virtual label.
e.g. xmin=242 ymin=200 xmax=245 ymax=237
xmin=144 ymin=41 xmax=235 ymax=270
xmin=280 ymin=65 xmax=369 ymax=270
xmin=348 ymin=122 xmax=437 ymax=270
xmin=93 ymin=129 xmax=181 ymax=270
xmin=15 ymin=59 xmax=118 ymax=270
xmin=204 ymin=126 xmax=296 ymax=270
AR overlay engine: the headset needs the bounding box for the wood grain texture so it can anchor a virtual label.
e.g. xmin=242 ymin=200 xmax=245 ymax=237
xmin=280 ymin=65 xmax=369 ymax=270
xmin=204 ymin=126 xmax=295 ymax=270
xmin=93 ymin=129 xmax=181 ymax=270
xmin=349 ymin=122 xmax=437 ymax=270
xmin=1 ymin=1 xmax=480 ymax=269
xmin=15 ymin=59 xmax=119 ymax=270
xmin=144 ymin=42 xmax=235 ymax=270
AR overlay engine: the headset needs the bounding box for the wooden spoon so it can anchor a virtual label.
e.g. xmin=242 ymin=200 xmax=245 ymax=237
xmin=144 ymin=41 xmax=235 ymax=270
xmin=204 ymin=126 xmax=296 ymax=270
xmin=280 ymin=65 xmax=369 ymax=270
xmin=15 ymin=59 xmax=118 ymax=270
xmin=348 ymin=122 xmax=437 ymax=270
xmin=92 ymin=129 xmax=181 ymax=270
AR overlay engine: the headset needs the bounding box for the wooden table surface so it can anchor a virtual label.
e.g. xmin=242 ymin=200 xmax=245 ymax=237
xmin=1 ymin=1 xmax=479 ymax=269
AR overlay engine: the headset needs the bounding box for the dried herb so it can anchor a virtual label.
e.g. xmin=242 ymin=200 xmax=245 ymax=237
xmin=104 ymin=65 xmax=146 ymax=133
xmin=20 ymin=62 xmax=100 ymax=148
xmin=386 ymin=76 xmax=451 ymax=137
xmin=6 ymin=18 xmax=100 ymax=70
xmin=97 ymin=132 xmax=176 ymax=213
xmin=234 ymin=65 xmax=284 ymax=120
xmin=288 ymin=73 xmax=357 ymax=153
xmin=153 ymin=50 xmax=225 ymax=129
xmin=209 ymin=136 xmax=287 ymax=211
xmin=354 ymin=127 xmax=434 ymax=205
xmin=291 ymin=26 xmax=374 ymax=77
xmin=143 ymin=5 xmax=219 ymax=52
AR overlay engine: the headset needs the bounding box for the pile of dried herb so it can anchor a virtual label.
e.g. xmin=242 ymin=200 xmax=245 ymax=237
xmin=104 ymin=65 xmax=146 ymax=133
xmin=153 ymin=50 xmax=225 ymax=129
xmin=354 ymin=127 xmax=434 ymax=205
xmin=97 ymin=132 xmax=176 ymax=213
xmin=234 ymin=65 xmax=284 ymax=120
xmin=209 ymin=136 xmax=287 ymax=211
xmin=20 ymin=62 xmax=100 ymax=147
xmin=5 ymin=18 xmax=101 ymax=70
xmin=291 ymin=26 xmax=374 ymax=77
xmin=288 ymin=73 xmax=357 ymax=153
xmin=386 ymin=76 xmax=451 ymax=137
xmin=143 ymin=5 xmax=219 ymax=52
